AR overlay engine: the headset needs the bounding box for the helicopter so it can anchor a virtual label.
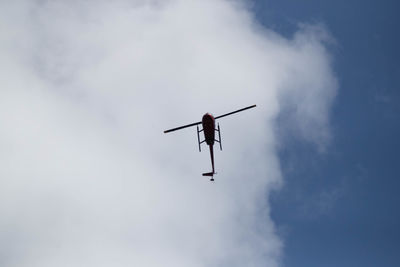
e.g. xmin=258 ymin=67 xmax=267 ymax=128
xmin=164 ymin=105 xmax=256 ymax=181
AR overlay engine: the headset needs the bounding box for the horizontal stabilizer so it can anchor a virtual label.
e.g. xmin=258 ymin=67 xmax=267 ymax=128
xmin=202 ymin=172 xmax=214 ymax=177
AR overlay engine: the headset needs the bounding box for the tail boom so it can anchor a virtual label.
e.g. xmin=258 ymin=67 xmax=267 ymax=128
xmin=203 ymin=145 xmax=216 ymax=181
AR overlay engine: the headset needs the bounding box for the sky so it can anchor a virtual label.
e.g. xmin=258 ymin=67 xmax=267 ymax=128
xmin=0 ymin=0 xmax=398 ymax=267
xmin=250 ymin=0 xmax=400 ymax=266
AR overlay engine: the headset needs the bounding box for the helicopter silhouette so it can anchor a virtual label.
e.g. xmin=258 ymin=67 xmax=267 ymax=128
xmin=164 ymin=105 xmax=256 ymax=181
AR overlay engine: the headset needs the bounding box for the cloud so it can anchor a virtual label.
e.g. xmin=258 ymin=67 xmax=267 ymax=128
xmin=0 ymin=0 xmax=337 ymax=266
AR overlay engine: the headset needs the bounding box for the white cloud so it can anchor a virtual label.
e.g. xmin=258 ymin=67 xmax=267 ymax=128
xmin=0 ymin=0 xmax=337 ymax=266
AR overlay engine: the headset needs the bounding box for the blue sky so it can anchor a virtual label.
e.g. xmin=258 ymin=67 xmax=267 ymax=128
xmin=251 ymin=0 xmax=400 ymax=266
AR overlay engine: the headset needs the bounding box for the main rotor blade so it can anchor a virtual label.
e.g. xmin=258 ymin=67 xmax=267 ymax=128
xmin=214 ymin=104 xmax=256 ymax=120
xmin=164 ymin=121 xmax=202 ymax=133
